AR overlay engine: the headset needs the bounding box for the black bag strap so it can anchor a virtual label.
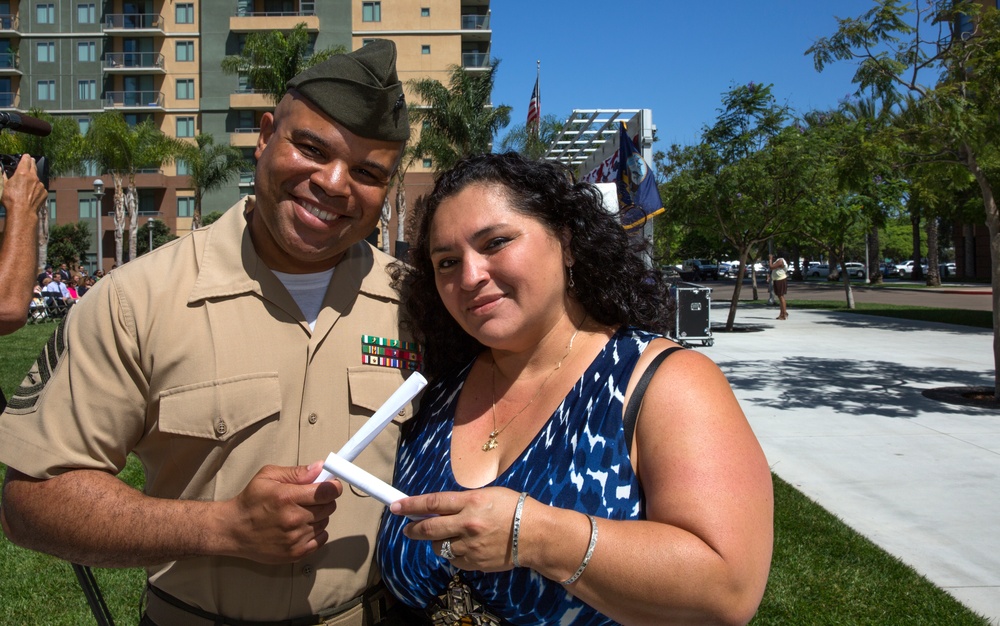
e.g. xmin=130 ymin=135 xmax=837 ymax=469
xmin=623 ymin=347 xmax=685 ymax=447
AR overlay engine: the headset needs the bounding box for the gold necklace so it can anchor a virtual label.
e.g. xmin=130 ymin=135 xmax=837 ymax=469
xmin=483 ymin=323 xmax=583 ymax=452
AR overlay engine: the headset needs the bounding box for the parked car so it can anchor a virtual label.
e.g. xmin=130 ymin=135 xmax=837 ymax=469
xmin=680 ymin=259 xmax=719 ymax=281
xmin=879 ymin=263 xmax=899 ymax=278
xmin=896 ymin=260 xmax=928 ymax=278
xmin=939 ymin=262 xmax=957 ymax=278
xmin=807 ymin=263 xmax=830 ymax=278
xmin=717 ymin=261 xmax=736 ymax=278
xmin=842 ymin=262 xmax=867 ymax=279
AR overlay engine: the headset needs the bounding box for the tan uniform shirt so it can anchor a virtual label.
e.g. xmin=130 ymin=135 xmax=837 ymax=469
xmin=0 ymin=199 xmax=417 ymax=622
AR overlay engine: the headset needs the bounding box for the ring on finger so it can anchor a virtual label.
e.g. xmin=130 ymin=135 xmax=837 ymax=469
xmin=440 ymin=539 xmax=456 ymax=560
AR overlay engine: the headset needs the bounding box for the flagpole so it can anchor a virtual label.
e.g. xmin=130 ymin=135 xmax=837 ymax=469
xmin=534 ymin=60 xmax=540 ymax=138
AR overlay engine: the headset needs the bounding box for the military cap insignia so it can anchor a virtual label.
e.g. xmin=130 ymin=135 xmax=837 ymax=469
xmin=361 ymin=335 xmax=422 ymax=371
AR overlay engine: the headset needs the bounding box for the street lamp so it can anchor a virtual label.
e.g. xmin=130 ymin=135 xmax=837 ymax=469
xmin=147 ymin=216 xmax=154 ymax=253
xmin=92 ymin=179 xmax=104 ymax=274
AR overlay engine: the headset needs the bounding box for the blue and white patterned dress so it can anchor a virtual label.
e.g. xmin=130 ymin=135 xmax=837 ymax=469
xmin=377 ymin=327 xmax=660 ymax=625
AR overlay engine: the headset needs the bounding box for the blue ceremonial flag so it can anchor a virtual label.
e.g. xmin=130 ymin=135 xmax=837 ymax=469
xmin=615 ymin=123 xmax=664 ymax=230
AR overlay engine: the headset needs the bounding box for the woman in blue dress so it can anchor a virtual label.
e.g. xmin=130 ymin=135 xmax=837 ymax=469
xmin=377 ymin=152 xmax=773 ymax=625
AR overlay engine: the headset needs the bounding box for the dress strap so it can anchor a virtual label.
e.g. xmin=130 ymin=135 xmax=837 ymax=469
xmin=623 ymin=347 xmax=685 ymax=447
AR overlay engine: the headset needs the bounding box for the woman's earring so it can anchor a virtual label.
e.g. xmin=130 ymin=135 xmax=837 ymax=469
xmin=568 ymin=265 xmax=575 ymax=289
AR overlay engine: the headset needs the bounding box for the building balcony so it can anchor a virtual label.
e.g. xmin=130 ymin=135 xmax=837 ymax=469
xmin=103 ymin=13 xmax=165 ymax=34
xmin=462 ymin=52 xmax=491 ymax=69
xmin=230 ymin=13 xmax=319 ymax=33
xmin=239 ymin=171 xmax=255 ymax=187
xmin=104 ymin=52 xmax=165 ymax=73
xmin=0 ymin=14 xmax=19 ymax=33
xmin=229 ymin=90 xmax=272 ymax=109
xmin=104 ymin=91 xmax=165 ymax=111
xmin=230 ymin=127 xmax=261 ymax=147
xmin=0 ymin=53 xmax=20 ymax=74
xmin=0 ymin=91 xmax=18 ymax=108
xmin=461 ymin=13 xmax=490 ymax=30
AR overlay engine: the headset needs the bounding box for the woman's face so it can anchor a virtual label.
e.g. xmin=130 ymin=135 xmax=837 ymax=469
xmin=428 ymin=183 xmax=571 ymax=352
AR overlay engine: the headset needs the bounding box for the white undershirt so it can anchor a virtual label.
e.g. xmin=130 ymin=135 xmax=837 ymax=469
xmin=271 ymin=268 xmax=335 ymax=331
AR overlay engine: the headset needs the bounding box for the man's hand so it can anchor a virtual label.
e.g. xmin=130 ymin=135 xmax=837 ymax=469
xmin=220 ymin=462 xmax=344 ymax=564
xmin=0 ymin=155 xmax=47 ymax=335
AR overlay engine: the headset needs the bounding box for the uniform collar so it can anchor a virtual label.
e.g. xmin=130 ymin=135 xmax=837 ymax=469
xmin=188 ymin=196 xmax=399 ymax=307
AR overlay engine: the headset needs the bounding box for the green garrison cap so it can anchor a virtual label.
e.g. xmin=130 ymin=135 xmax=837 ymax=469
xmin=286 ymin=39 xmax=409 ymax=142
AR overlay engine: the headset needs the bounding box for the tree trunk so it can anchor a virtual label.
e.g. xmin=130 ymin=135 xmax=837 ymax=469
xmin=963 ymin=146 xmax=1000 ymax=399
xmin=963 ymin=224 xmax=976 ymax=279
xmin=127 ymin=182 xmax=139 ymax=263
xmin=379 ymin=196 xmax=391 ymax=255
xmin=395 ymin=182 xmax=408 ymax=242
xmin=192 ymin=191 xmax=203 ymax=230
xmin=869 ymin=228 xmax=883 ymax=285
xmin=910 ymin=206 xmax=924 ymax=280
xmin=925 ymin=215 xmax=940 ymax=287
xmin=37 ymin=209 xmax=49 ymax=271
xmin=112 ymin=173 xmax=126 ymax=267
xmin=725 ymin=249 xmax=751 ymax=331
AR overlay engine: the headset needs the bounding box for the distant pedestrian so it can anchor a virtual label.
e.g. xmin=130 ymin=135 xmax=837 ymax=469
xmin=769 ymin=255 xmax=788 ymax=320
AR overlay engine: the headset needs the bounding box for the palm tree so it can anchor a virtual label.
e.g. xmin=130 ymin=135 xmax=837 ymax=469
xmin=498 ymin=114 xmax=564 ymax=160
xmin=408 ymin=60 xmax=512 ymax=172
xmin=220 ymin=23 xmax=345 ymax=104
xmin=181 ymin=134 xmax=250 ymax=230
xmin=81 ymin=112 xmax=184 ymax=265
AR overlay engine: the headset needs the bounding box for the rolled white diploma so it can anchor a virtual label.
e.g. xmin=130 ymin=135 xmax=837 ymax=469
xmin=314 ymin=371 xmax=427 ymax=483
xmin=321 ymin=453 xmax=425 ymax=520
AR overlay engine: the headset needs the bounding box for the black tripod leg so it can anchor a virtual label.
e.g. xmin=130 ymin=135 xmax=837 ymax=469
xmin=71 ymin=563 xmax=115 ymax=626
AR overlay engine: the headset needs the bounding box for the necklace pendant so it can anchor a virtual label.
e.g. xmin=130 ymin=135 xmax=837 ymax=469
xmin=482 ymin=431 xmax=499 ymax=452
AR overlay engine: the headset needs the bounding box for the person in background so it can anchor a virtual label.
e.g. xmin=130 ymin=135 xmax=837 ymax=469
xmin=378 ymin=152 xmax=773 ymax=625
xmin=769 ymin=254 xmax=788 ymax=320
xmin=0 ymin=40 xmax=416 ymax=626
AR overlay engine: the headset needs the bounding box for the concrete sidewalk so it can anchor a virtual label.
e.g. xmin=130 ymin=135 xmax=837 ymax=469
xmin=701 ymin=305 xmax=999 ymax=624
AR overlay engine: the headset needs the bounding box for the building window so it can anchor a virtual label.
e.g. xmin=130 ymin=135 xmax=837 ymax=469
xmin=77 ymin=3 xmax=96 ymax=24
xmin=79 ymin=197 xmax=97 ymax=220
xmin=78 ymin=118 xmax=90 ymax=134
xmin=176 ymin=3 xmax=194 ymax=24
xmin=82 ymin=160 xmax=98 ymax=176
xmin=37 ymin=42 xmax=55 ymax=62
xmin=48 ymin=195 xmax=57 ymax=221
xmin=421 ymin=45 xmax=430 ymax=55
xmin=362 ymin=2 xmax=381 ymax=22
xmin=422 ymin=158 xmax=432 ymax=168
xmin=176 ymin=41 xmax=194 ymax=62
xmin=421 ymin=7 xmax=430 ymax=17
xmin=361 ymin=38 xmax=375 ymax=46
xmin=37 ymin=80 xmax=55 ymax=101
xmin=78 ymin=41 xmax=96 ymax=62
xmin=78 ymin=79 xmax=97 ymax=100
xmin=176 ymin=159 xmax=190 ymax=175
xmin=177 ymin=196 xmax=194 ymax=217
xmin=36 ymin=3 xmax=55 ymax=24
xmin=176 ymin=116 xmax=195 ymax=137
xmin=176 ymin=78 xmax=195 ymax=100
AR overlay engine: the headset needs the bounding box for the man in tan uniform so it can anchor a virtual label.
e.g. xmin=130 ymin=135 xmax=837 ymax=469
xmin=0 ymin=40 xmax=418 ymax=625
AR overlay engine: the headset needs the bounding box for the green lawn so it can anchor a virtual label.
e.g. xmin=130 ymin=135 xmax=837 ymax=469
xmin=0 ymin=319 xmax=991 ymax=625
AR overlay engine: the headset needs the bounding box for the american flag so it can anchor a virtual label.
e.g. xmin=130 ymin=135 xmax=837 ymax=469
xmin=526 ymin=77 xmax=540 ymax=133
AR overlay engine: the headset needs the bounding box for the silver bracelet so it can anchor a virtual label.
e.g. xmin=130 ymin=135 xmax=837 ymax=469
xmin=511 ymin=491 xmax=528 ymax=567
xmin=562 ymin=514 xmax=598 ymax=585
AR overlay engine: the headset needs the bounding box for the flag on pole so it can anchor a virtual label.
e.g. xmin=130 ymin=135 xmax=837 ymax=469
xmin=526 ymin=77 xmax=540 ymax=134
xmin=616 ymin=123 xmax=664 ymax=230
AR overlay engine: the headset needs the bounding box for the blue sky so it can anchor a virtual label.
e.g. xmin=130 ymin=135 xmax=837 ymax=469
xmin=489 ymin=0 xmax=881 ymax=153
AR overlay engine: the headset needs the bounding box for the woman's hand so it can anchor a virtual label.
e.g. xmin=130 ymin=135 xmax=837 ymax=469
xmin=391 ymin=487 xmax=522 ymax=573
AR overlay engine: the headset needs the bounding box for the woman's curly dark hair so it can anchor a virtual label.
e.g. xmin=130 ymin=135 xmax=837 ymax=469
xmin=392 ymin=151 xmax=672 ymax=376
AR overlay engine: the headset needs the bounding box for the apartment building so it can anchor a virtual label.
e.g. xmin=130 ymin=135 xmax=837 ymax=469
xmin=0 ymin=0 xmax=491 ymax=271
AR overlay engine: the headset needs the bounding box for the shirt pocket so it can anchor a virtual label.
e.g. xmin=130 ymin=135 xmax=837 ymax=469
xmin=346 ymin=367 xmax=418 ymax=494
xmin=158 ymin=373 xmax=282 ymax=441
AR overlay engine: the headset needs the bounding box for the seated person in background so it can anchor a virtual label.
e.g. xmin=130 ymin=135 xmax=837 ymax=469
xmin=40 ymin=274 xmax=74 ymax=310
xmin=378 ymin=152 xmax=774 ymax=625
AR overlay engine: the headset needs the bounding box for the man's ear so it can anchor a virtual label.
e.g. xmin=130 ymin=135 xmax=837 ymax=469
xmin=255 ymin=112 xmax=275 ymax=161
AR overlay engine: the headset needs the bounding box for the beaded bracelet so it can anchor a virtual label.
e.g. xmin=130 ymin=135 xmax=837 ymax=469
xmin=562 ymin=514 xmax=598 ymax=585
xmin=511 ymin=491 xmax=528 ymax=567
